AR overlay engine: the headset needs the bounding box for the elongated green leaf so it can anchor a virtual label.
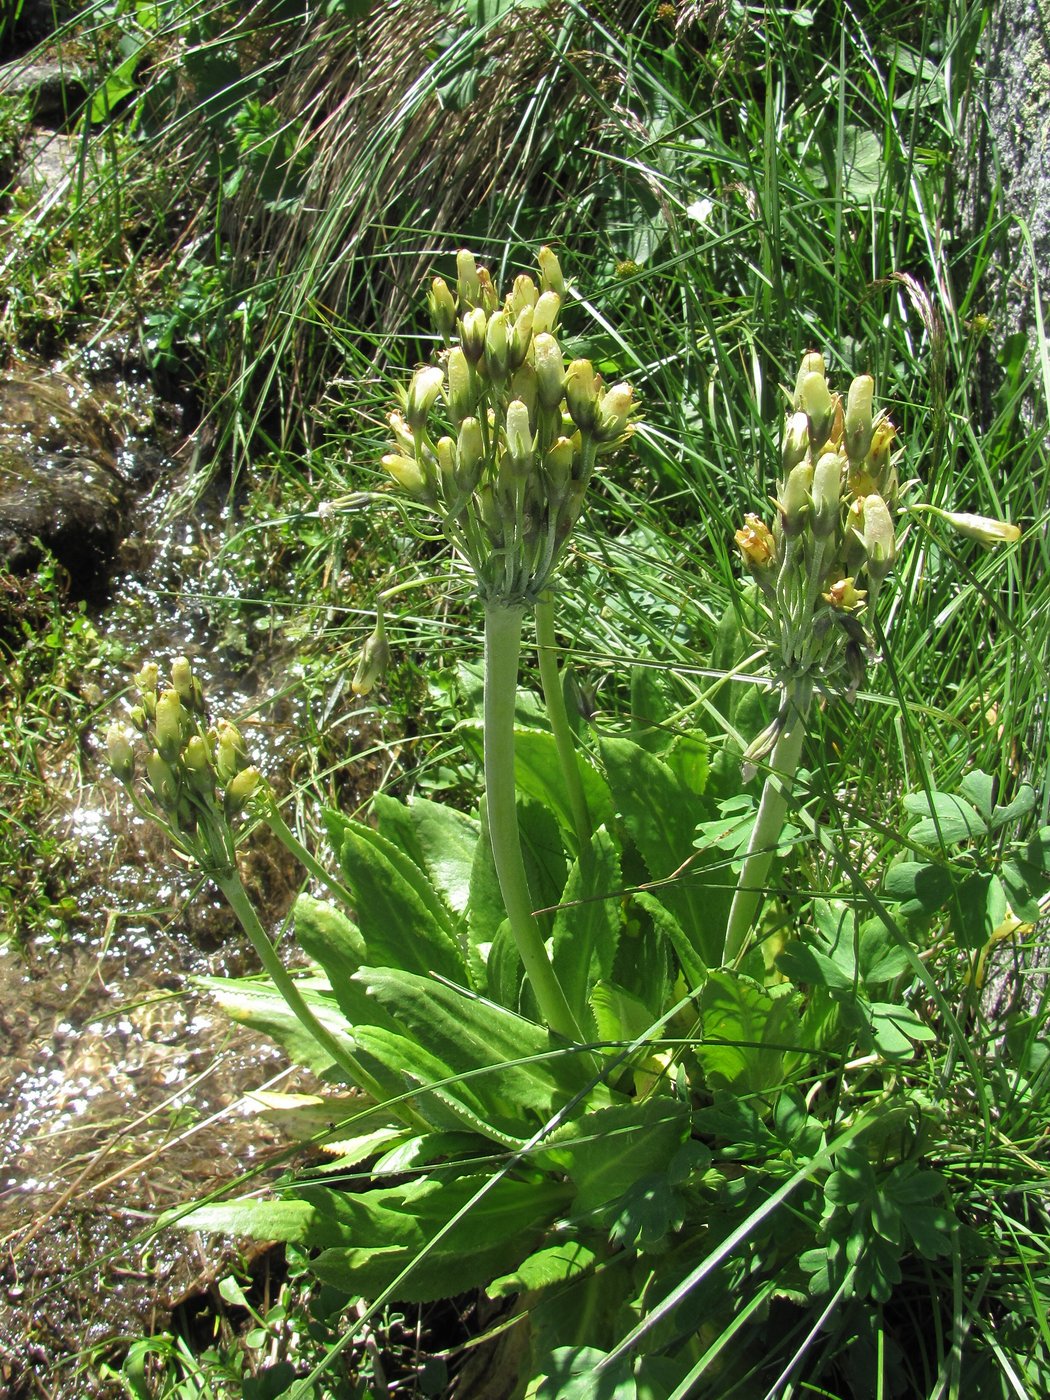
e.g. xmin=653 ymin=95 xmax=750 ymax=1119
xmin=197 ymin=975 xmax=372 ymax=1084
xmin=466 ymin=799 xmax=506 ymax=989
xmin=486 ymin=1239 xmax=597 ymax=1298
xmin=355 ymin=967 xmax=608 ymax=1126
xmin=332 ymin=819 xmax=467 ymax=982
xmin=600 ymin=737 xmax=727 ymax=967
xmin=696 ymin=970 xmax=801 ymax=1096
xmin=294 ymin=893 xmax=366 ymax=1000
xmin=543 ymin=1098 xmax=690 ymax=1217
xmin=351 ymin=1022 xmax=527 ymax=1143
xmin=487 ymin=918 xmax=524 ymax=1012
xmin=328 ymin=809 xmax=459 ymax=938
xmin=374 ymin=793 xmax=479 ymax=916
xmin=307 ymin=1173 xmax=571 ymax=1303
xmin=632 ymin=891 xmax=706 ymax=992
xmin=553 ymin=827 xmax=623 ymax=1034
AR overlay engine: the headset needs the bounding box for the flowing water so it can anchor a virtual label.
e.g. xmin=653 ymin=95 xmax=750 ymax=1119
xmin=0 ymin=369 xmax=378 ymax=1396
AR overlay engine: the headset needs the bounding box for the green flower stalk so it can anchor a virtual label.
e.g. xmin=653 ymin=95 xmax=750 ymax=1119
xmin=372 ymin=245 xmax=638 ymax=1040
xmin=106 ymin=656 xmax=387 ymax=1099
xmin=724 ymin=355 xmax=903 ymax=964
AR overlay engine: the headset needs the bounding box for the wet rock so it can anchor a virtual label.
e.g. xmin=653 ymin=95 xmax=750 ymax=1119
xmin=0 ymin=368 xmax=130 ymax=592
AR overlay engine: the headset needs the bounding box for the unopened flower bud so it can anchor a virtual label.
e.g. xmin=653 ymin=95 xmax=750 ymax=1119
xmin=861 ymin=493 xmax=896 ymax=584
xmin=456 ymin=417 xmax=485 ymax=493
xmin=544 ymin=437 xmax=575 ymax=505
xmin=154 ymin=688 xmax=185 ymax=763
xmin=484 ymin=311 xmax=510 ymax=384
xmin=505 ymin=399 xmax=534 ymax=475
xmin=534 ymin=333 xmax=564 ymax=410
xmin=351 ymin=615 xmax=390 ymax=697
xmin=509 ymin=362 xmax=538 ymax=422
xmin=214 ymin=719 xmax=248 ymax=784
xmin=106 ymin=722 xmax=136 ymax=784
xmin=844 ymin=375 xmax=874 ymax=465
xmin=793 ymin=352 xmax=826 ymax=409
xmin=224 ymin=766 xmax=262 ymax=818
xmin=460 ymin=306 xmax=487 ymax=363
xmin=532 ymin=291 xmax=561 ymax=337
xmin=456 ymin=249 xmax=482 ymax=308
xmin=565 ymin=359 xmax=600 ymax=432
xmin=537 ymin=245 xmax=565 ymax=298
xmin=405 ymin=366 xmax=444 ymax=433
xmin=507 ymin=273 xmax=539 ymax=317
xmin=508 ymin=306 xmax=533 ymax=370
xmin=800 ymin=371 xmax=836 ymax=451
xmin=859 ymin=417 xmax=897 ymax=500
xmin=477 ymin=267 xmax=499 ymax=315
xmin=782 ymin=410 xmax=810 ymax=474
xmin=134 ymin=661 xmax=158 ymax=696
xmin=428 ymin=277 xmax=457 ymax=340
xmin=446 ymin=347 xmax=475 ymax=424
xmin=145 ymin=750 xmax=180 ymax=809
xmin=811 ymin=450 xmax=844 ymax=538
xmin=778 ymin=462 xmax=814 ymax=536
xmin=595 ymin=382 xmax=634 ymax=442
xmin=935 ymin=510 xmax=1022 ymax=548
xmin=382 ymin=453 xmax=427 ymax=496
xmin=182 ymin=733 xmax=215 ymax=796
xmin=435 ymin=436 xmax=456 ymax=494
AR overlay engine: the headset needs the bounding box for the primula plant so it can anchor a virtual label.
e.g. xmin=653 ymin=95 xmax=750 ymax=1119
xmin=106 ymin=249 xmax=1045 ymax=1397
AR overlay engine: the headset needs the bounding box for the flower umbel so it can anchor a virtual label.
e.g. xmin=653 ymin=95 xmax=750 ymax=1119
xmin=378 ymin=246 xmax=638 ymax=606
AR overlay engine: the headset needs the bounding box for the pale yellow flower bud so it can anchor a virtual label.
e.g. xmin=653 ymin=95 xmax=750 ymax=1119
xmin=800 ymin=371 xmax=836 ymax=450
xmin=565 ymin=358 xmax=600 ymax=432
xmin=822 ymin=575 xmax=867 ymax=611
xmin=734 ymin=513 xmax=777 ymax=571
xmin=845 ymin=375 xmax=874 ymax=465
xmin=428 ymin=276 xmax=457 ymax=340
xmin=505 ymin=399 xmax=534 ymax=475
xmin=936 ymin=510 xmax=1022 ymax=547
xmin=533 ymin=333 xmax=564 ymax=410
xmin=810 ymin=450 xmax=844 ymax=538
xmin=532 ymin=290 xmax=561 ymax=337
xmin=460 ymin=306 xmax=487 ymax=363
xmin=793 ymin=351 xmax=826 ymax=409
xmin=537 ymin=245 xmax=565 ymax=298
xmin=861 ymin=493 xmax=896 ymax=584
xmin=595 ymin=382 xmax=634 ymax=443
xmin=404 ymin=366 xmax=444 ymax=433
xmin=778 ymin=462 xmax=814 ymax=536
xmin=544 ymin=437 xmax=575 ymax=505
xmin=382 ymin=453 xmax=427 ymax=496
xmin=106 ymin=722 xmax=136 ymax=784
xmin=782 ymin=410 xmax=810 ymax=474
xmin=477 ymin=267 xmax=499 ymax=315
xmin=456 ymin=417 xmax=485 ymax=493
xmin=484 ymin=310 xmax=510 ymax=384
xmin=508 ymin=306 xmax=533 ymax=370
xmin=154 ymin=688 xmax=185 ymax=763
xmin=456 ymin=249 xmax=482 ymax=308
xmin=507 ymin=273 xmax=539 ymax=317
xmin=224 ymin=766 xmax=263 ymax=817
xmin=446 ymin=347 xmax=475 ymax=425
xmin=146 ymin=750 xmax=179 ymax=809
xmin=214 ymin=719 xmax=249 ymax=784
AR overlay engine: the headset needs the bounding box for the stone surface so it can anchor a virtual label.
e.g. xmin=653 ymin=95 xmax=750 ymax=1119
xmin=0 ymin=369 xmax=129 ymax=590
xmin=975 ymin=0 xmax=1050 ymax=342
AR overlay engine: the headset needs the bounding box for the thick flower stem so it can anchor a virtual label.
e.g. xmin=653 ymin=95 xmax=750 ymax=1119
xmin=484 ymin=602 xmax=582 ymax=1041
xmin=535 ymin=594 xmax=592 ymax=854
xmin=722 ymin=677 xmax=813 ymax=965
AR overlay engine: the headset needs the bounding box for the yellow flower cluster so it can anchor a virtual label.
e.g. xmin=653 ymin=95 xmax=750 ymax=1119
xmin=734 ymin=353 xmax=901 ymax=694
xmin=382 ymin=246 xmax=637 ymax=606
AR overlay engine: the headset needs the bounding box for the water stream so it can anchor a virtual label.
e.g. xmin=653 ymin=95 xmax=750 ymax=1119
xmin=0 ymin=375 xmax=372 ymax=1395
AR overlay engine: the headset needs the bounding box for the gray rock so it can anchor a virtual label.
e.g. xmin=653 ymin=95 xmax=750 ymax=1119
xmin=0 ymin=369 xmax=129 ymax=591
